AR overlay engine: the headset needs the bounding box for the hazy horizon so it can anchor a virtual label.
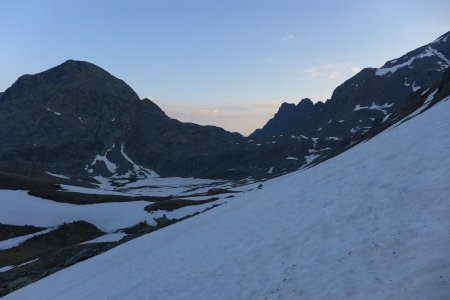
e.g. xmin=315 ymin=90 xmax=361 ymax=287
xmin=1 ymin=0 xmax=449 ymax=135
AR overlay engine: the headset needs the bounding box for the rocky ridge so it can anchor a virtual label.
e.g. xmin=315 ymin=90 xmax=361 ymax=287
xmin=0 ymin=31 xmax=449 ymax=182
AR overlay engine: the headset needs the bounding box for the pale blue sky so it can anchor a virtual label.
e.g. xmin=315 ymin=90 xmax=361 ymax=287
xmin=1 ymin=0 xmax=449 ymax=134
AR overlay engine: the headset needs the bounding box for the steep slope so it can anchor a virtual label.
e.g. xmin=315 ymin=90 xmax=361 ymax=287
xmin=124 ymin=101 xmax=243 ymax=177
xmin=5 ymin=94 xmax=450 ymax=299
xmin=234 ymin=30 xmax=450 ymax=177
xmin=252 ymin=30 xmax=450 ymax=139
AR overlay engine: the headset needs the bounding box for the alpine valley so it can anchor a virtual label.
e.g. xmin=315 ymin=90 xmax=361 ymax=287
xmin=0 ymin=31 xmax=449 ymax=298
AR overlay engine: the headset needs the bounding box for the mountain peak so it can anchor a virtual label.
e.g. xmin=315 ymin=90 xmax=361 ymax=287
xmin=297 ymin=98 xmax=313 ymax=108
xmin=279 ymin=102 xmax=296 ymax=113
xmin=252 ymin=30 xmax=450 ymax=138
xmin=44 ymin=59 xmax=118 ymax=81
xmin=4 ymin=59 xmax=141 ymax=105
xmin=0 ymin=60 xmax=145 ymax=176
xmin=61 ymin=59 xmax=97 ymax=67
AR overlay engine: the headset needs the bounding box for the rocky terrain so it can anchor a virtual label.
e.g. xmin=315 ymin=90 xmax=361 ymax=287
xmin=0 ymin=30 xmax=449 ymax=297
xmin=4 ymin=74 xmax=450 ymax=300
xmin=0 ymin=174 xmax=255 ymax=296
xmin=1 ymin=32 xmax=449 ymax=182
xmin=252 ymin=31 xmax=450 ymax=139
xmin=0 ymin=60 xmax=243 ymax=180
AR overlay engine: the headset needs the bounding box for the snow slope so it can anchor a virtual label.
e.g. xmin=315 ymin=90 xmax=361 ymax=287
xmin=5 ymin=99 xmax=450 ymax=299
xmin=61 ymin=174 xmax=231 ymax=197
xmin=0 ymin=191 xmax=153 ymax=232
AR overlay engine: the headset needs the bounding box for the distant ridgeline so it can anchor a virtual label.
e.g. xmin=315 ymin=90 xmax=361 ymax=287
xmin=0 ymin=31 xmax=449 ymax=181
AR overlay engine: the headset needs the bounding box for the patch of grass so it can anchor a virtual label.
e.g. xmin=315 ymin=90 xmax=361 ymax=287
xmin=175 ymin=188 xmax=239 ymax=199
xmin=0 ymin=171 xmax=174 ymax=204
xmin=0 ymin=201 xmax=225 ymax=297
xmin=28 ymin=188 xmax=172 ymax=204
xmin=0 ymin=171 xmax=238 ymax=205
xmin=0 ymin=172 xmax=58 ymax=191
xmin=0 ymin=221 xmax=103 ymax=267
xmin=0 ymin=224 xmax=45 ymax=241
xmin=206 ymin=188 xmax=235 ymax=195
xmin=144 ymin=197 xmax=219 ymax=212
xmin=0 ymin=242 xmax=114 ymax=297
xmin=122 ymin=222 xmax=154 ymax=235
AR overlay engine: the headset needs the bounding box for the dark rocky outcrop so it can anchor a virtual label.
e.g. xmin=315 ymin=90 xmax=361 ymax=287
xmin=0 ymin=60 xmax=140 ymax=176
xmin=0 ymin=60 xmax=243 ymax=179
xmin=0 ymin=31 xmax=449 ymax=181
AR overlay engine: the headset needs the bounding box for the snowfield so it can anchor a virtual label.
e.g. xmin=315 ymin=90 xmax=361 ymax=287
xmin=5 ymin=99 xmax=450 ymax=299
xmin=375 ymin=45 xmax=450 ymax=76
xmin=0 ymin=191 xmax=154 ymax=232
xmin=62 ymin=174 xmax=231 ymax=197
xmin=0 ymin=190 xmax=225 ymax=233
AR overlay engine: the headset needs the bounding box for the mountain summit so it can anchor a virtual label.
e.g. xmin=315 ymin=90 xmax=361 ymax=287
xmin=0 ymin=60 xmax=140 ymax=174
xmin=0 ymin=60 xmax=243 ymax=179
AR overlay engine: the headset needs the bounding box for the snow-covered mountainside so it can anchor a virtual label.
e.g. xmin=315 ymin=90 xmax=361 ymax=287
xmin=6 ymin=95 xmax=450 ymax=299
xmin=234 ymin=30 xmax=450 ymax=177
xmin=252 ymin=30 xmax=450 ymax=140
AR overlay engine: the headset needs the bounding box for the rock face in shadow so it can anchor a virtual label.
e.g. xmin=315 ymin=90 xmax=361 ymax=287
xmin=0 ymin=31 xmax=449 ymax=180
xmin=251 ymin=31 xmax=450 ymax=140
xmin=0 ymin=60 xmax=140 ymax=175
xmin=0 ymin=60 xmax=243 ymax=179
